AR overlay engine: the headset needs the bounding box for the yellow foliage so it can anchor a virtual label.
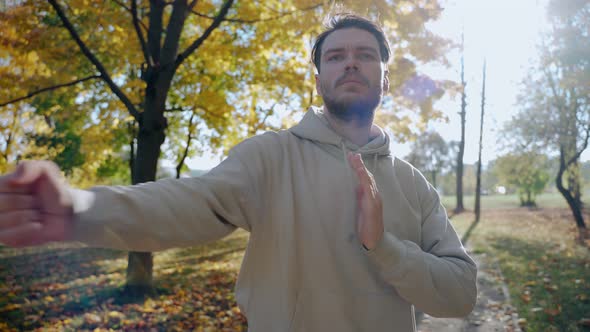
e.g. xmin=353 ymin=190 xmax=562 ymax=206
xmin=1 ymin=0 xmax=451 ymax=181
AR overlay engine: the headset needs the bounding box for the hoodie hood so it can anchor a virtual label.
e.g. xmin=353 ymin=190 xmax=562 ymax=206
xmin=289 ymin=106 xmax=391 ymax=160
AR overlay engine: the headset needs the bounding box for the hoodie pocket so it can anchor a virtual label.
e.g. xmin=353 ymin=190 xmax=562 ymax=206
xmin=287 ymin=289 xmax=354 ymax=332
xmin=287 ymin=289 xmax=414 ymax=332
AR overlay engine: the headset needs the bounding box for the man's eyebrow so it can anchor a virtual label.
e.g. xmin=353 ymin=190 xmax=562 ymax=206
xmin=323 ymin=47 xmax=345 ymax=56
xmin=323 ymin=46 xmax=379 ymax=56
xmin=356 ymin=46 xmax=379 ymax=54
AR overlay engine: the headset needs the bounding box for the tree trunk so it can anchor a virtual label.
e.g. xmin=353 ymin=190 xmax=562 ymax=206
xmin=474 ymin=60 xmax=486 ymax=223
xmin=125 ymin=66 xmax=172 ymax=296
xmin=125 ymin=124 xmax=164 ymax=296
xmin=567 ymin=161 xmax=582 ymax=208
xmin=556 ymin=148 xmax=588 ymax=242
xmin=455 ymin=33 xmax=467 ymax=213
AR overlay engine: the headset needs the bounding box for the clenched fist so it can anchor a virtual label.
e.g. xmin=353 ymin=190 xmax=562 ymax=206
xmin=0 ymin=161 xmax=74 ymax=247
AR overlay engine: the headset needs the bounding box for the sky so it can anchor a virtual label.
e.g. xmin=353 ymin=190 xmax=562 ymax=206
xmin=179 ymin=0 xmax=552 ymax=171
xmin=415 ymin=0 xmax=551 ymax=165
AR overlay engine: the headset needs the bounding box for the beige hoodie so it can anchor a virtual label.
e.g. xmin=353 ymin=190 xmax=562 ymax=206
xmin=71 ymin=107 xmax=477 ymax=331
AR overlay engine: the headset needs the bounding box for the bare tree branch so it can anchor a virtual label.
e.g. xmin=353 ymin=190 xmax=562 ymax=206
xmin=566 ymin=122 xmax=590 ymax=169
xmin=175 ymin=0 xmax=234 ymax=70
xmin=147 ymin=0 xmax=164 ymax=65
xmin=165 ymin=105 xmax=226 ymax=121
xmin=112 ymin=0 xmax=149 ymax=32
xmin=190 ymin=2 xmax=324 ymax=24
xmin=0 ymin=75 xmax=100 ymax=107
xmin=161 ymin=0 xmax=189 ymax=66
xmin=48 ymin=0 xmax=141 ymax=120
xmin=251 ymin=88 xmax=287 ymax=134
xmin=176 ymin=112 xmax=195 ymax=178
xmin=127 ymin=121 xmax=137 ymax=182
xmin=131 ymin=0 xmax=151 ymax=65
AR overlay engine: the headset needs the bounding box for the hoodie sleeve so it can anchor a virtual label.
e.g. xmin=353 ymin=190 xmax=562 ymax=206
xmin=366 ymin=167 xmax=477 ymax=318
xmin=68 ymin=134 xmax=273 ymax=252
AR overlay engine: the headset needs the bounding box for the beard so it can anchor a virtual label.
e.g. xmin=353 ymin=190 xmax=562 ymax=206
xmin=321 ymin=81 xmax=382 ymax=126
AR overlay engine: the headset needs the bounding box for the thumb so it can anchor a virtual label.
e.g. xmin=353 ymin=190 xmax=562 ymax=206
xmin=9 ymin=161 xmax=45 ymax=186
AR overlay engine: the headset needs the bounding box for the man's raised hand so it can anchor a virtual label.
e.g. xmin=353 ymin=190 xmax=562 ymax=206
xmin=0 ymin=161 xmax=73 ymax=247
xmin=347 ymin=152 xmax=384 ymax=251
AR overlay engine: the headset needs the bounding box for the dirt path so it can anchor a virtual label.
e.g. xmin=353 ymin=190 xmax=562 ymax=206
xmin=417 ymin=250 xmax=522 ymax=332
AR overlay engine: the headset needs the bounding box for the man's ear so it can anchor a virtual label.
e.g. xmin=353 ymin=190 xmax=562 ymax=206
xmin=383 ymin=70 xmax=390 ymax=93
xmin=315 ymin=73 xmax=322 ymax=97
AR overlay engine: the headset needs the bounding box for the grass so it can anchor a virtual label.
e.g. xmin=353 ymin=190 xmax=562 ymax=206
xmin=450 ymin=208 xmax=590 ymax=331
xmin=441 ymin=191 xmax=571 ymax=211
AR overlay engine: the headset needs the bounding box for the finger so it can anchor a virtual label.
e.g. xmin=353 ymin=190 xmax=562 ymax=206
xmin=0 ymin=210 xmax=41 ymax=229
xmin=347 ymin=153 xmax=364 ymax=170
xmin=9 ymin=161 xmax=42 ymax=186
xmin=0 ymin=221 xmax=42 ymax=247
xmin=352 ymin=155 xmax=372 ymax=185
xmin=0 ymin=194 xmax=36 ymax=212
xmin=9 ymin=161 xmax=59 ymax=186
xmin=0 ymin=174 xmax=30 ymax=194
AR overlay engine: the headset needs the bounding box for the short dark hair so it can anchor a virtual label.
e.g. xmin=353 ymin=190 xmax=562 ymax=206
xmin=311 ymin=13 xmax=391 ymax=73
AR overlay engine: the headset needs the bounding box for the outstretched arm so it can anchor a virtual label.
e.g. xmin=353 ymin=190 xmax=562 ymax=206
xmin=0 ymin=134 xmax=273 ymax=251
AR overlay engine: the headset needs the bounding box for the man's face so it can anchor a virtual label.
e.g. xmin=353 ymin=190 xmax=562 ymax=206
xmin=316 ymin=28 xmax=389 ymax=124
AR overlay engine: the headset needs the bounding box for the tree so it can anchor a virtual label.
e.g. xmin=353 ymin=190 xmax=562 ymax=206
xmin=474 ymin=59 xmax=486 ymax=223
xmin=405 ymin=130 xmax=451 ymax=189
xmin=493 ymin=152 xmax=550 ymax=207
xmin=1 ymin=0 xmax=454 ymax=294
xmin=455 ymin=31 xmax=467 ymax=213
xmin=505 ymin=0 xmax=589 ymax=241
xmin=462 ymin=59 xmax=486 ymax=244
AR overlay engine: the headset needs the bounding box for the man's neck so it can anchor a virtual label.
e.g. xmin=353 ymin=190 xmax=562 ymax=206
xmin=323 ymin=106 xmax=375 ymax=147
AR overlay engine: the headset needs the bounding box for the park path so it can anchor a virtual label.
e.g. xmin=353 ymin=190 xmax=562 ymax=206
xmin=417 ymin=249 xmax=523 ymax=332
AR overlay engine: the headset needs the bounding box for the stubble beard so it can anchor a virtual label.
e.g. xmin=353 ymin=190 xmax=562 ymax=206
xmin=322 ymin=82 xmax=382 ymax=126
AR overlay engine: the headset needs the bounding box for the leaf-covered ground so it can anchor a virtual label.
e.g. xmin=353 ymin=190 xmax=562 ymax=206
xmin=0 ymin=230 xmax=249 ymax=331
xmin=451 ymin=208 xmax=590 ymax=332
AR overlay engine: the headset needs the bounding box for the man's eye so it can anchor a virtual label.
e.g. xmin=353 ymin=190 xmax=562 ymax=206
xmin=327 ymin=54 xmax=343 ymax=61
xmin=359 ymin=53 xmax=376 ymax=60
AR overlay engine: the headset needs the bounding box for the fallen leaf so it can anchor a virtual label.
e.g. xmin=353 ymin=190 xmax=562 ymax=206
xmin=108 ymin=310 xmax=125 ymax=322
xmin=544 ymin=305 xmax=562 ymax=317
xmin=84 ymin=312 xmax=102 ymax=325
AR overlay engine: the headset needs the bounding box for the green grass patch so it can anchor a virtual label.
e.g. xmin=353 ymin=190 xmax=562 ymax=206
xmin=451 ymin=209 xmax=590 ymax=331
xmin=441 ymin=192 xmax=572 ymax=211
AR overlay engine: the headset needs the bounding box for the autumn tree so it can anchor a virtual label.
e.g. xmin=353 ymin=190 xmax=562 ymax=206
xmin=506 ymin=0 xmax=589 ymax=240
xmin=405 ymin=130 xmax=452 ymax=188
xmin=1 ymin=0 xmax=454 ymax=294
xmin=493 ymin=152 xmax=550 ymax=207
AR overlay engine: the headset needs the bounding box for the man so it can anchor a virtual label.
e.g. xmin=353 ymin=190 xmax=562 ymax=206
xmin=0 ymin=13 xmax=476 ymax=331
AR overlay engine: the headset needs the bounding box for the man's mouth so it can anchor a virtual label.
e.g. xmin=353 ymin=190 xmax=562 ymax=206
xmin=341 ymin=80 xmax=363 ymax=85
xmin=337 ymin=75 xmax=368 ymax=87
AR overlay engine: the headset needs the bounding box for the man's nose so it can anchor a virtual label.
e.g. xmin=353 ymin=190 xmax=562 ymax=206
xmin=344 ymin=54 xmax=359 ymax=71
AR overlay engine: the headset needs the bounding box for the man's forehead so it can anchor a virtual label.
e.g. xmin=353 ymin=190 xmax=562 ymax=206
xmin=322 ymin=28 xmax=380 ymax=52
